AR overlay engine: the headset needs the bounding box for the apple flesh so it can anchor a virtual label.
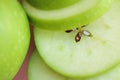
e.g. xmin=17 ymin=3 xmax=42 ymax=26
xmin=0 ymin=0 xmax=30 ymax=80
xmin=34 ymin=0 xmax=120 ymax=78
xmin=28 ymin=49 xmax=120 ymax=80
xmin=28 ymin=49 xmax=67 ymax=80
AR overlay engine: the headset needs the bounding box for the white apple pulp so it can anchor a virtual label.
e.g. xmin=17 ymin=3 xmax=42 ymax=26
xmin=28 ymin=50 xmax=67 ymax=80
xmin=28 ymin=49 xmax=120 ymax=80
xmin=34 ymin=0 xmax=120 ymax=78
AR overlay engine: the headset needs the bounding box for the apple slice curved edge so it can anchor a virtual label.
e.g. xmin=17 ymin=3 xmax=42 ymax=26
xmin=34 ymin=1 xmax=120 ymax=78
xmin=23 ymin=0 xmax=113 ymax=30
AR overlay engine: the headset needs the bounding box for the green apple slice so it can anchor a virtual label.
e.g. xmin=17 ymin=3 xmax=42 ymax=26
xmin=28 ymin=49 xmax=67 ymax=80
xmin=87 ymin=65 xmax=120 ymax=80
xmin=70 ymin=64 xmax=120 ymax=80
xmin=34 ymin=1 xmax=120 ymax=78
xmin=23 ymin=0 xmax=112 ymax=30
xmin=29 ymin=49 xmax=120 ymax=80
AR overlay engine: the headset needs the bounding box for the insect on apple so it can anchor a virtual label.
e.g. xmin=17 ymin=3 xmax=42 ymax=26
xmin=65 ymin=25 xmax=92 ymax=42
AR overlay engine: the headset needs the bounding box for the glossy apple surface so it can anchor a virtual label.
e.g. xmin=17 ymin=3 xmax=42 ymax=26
xmin=13 ymin=25 xmax=35 ymax=80
xmin=0 ymin=0 xmax=30 ymax=80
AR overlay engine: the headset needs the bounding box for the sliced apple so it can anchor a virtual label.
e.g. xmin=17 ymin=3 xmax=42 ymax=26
xmin=70 ymin=64 xmax=120 ymax=80
xmin=23 ymin=0 xmax=112 ymax=30
xmin=28 ymin=49 xmax=120 ymax=80
xmin=34 ymin=1 xmax=120 ymax=78
xmin=87 ymin=63 xmax=120 ymax=80
xmin=28 ymin=49 xmax=67 ymax=80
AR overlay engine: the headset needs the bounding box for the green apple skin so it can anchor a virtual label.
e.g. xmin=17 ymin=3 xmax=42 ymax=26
xmin=0 ymin=0 xmax=30 ymax=80
xmin=27 ymin=0 xmax=80 ymax=10
xmin=23 ymin=0 xmax=113 ymax=30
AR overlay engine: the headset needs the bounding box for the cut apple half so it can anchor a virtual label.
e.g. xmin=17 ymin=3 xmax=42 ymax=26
xmin=23 ymin=0 xmax=112 ymax=30
xmin=34 ymin=1 xmax=120 ymax=78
